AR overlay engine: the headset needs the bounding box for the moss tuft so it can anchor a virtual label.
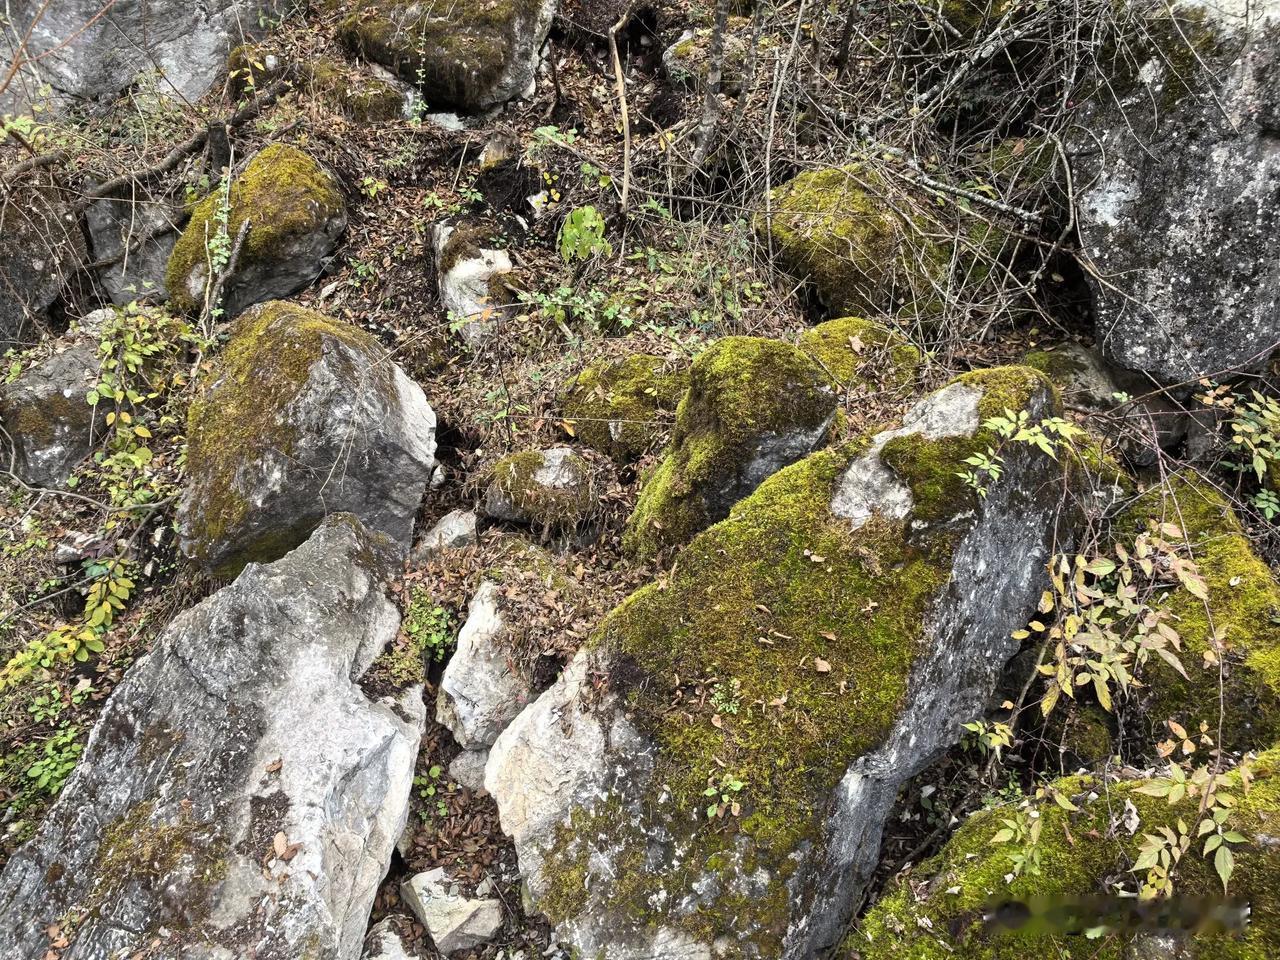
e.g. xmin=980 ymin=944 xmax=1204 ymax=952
xmin=487 ymin=449 xmax=592 ymax=531
xmin=560 ymin=354 xmax=688 ymax=462
xmin=623 ymin=337 xmax=836 ymax=559
xmin=165 ymin=144 xmax=344 ymax=315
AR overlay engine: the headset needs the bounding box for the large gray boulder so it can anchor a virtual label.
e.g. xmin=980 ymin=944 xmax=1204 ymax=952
xmin=0 ymin=185 xmax=86 ymax=350
xmin=85 ymin=193 xmax=181 ymax=305
xmin=487 ymin=366 xmax=1071 ymax=959
xmin=178 ymin=300 xmax=437 ymax=577
xmin=1 ymin=0 xmax=286 ymax=113
xmin=0 ymin=341 xmax=101 ymax=487
xmin=1073 ymin=0 xmax=1280 ymax=383
xmin=0 ymin=515 xmax=426 ymax=960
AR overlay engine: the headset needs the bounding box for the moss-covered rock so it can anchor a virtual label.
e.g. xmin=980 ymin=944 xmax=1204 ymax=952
xmin=623 ymin=336 xmax=838 ymax=560
xmin=228 ymin=46 xmax=407 ymax=121
xmin=760 ymin=163 xmax=1013 ymax=318
xmin=798 ymin=315 xmax=923 ymax=389
xmin=488 ymin=366 xmax=1071 ymax=958
xmin=661 ymin=18 xmax=774 ymax=95
xmin=179 ymin=301 xmax=436 ymax=576
xmin=852 ymin=749 xmax=1280 ymax=959
xmin=482 ymin=447 xmax=593 ymax=532
xmin=940 ymin=0 xmax=1015 ymax=37
xmin=338 ymin=0 xmax=554 ymax=111
xmin=432 ymin=218 xmax=514 ymax=346
xmin=1117 ymin=475 xmax=1280 ymax=751
xmin=560 ymin=354 xmax=689 ymax=462
xmin=165 ymin=144 xmax=346 ymax=320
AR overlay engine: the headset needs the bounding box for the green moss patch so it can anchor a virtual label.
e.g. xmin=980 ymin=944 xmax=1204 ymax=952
xmin=165 ymin=144 xmax=344 ymax=315
xmin=486 ymin=449 xmax=592 ymax=531
xmin=798 ymin=315 xmax=922 ymax=389
xmin=1118 ymin=475 xmax=1280 ymax=750
xmin=623 ymin=336 xmax=837 ymax=559
xmin=853 ymin=749 xmax=1280 ymax=959
xmin=560 ymin=354 xmax=688 ymax=462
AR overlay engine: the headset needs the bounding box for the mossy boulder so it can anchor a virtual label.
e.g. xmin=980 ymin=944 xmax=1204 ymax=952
xmin=760 ymin=163 xmax=1013 ymax=318
xmin=852 ymin=749 xmax=1280 ymax=959
xmin=661 ymin=17 xmax=773 ymax=96
xmin=229 ymin=45 xmax=409 ymax=121
xmin=560 ymin=354 xmax=689 ymax=462
xmin=798 ymin=315 xmax=923 ymax=389
xmin=179 ymin=301 xmax=437 ymax=577
xmin=337 ymin=0 xmax=555 ymax=111
xmin=940 ymin=0 xmax=1015 ymax=37
xmin=165 ymin=144 xmax=346 ymax=320
xmin=1117 ymin=475 xmax=1280 ymax=751
xmin=623 ymin=336 xmax=838 ymax=560
xmin=482 ymin=447 xmax=593 ymax=532
xmin=432 ymin=219 xmax=514 ymax=347
xmin=487 ymin=366 xmax=1072 ymax=958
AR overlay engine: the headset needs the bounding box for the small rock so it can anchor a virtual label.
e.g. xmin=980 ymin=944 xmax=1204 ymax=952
xmin=413 ymin=509 xmax=478 ymax=562
xmin=401 ymin=868 xmax=504 ymax=956
xmin=437 ymin=581 xmax=532 ymax=750
xmin=363 ymin=918 xmax=416 ymax=960
xmin=448 ymin=750 xmax=489 ymax=793
xmin=432 ymin=220 xmax=514 ymax=347
xmin=483 ymin=448 xmax=592 ymax=531
xmin=0 ymin=342 xmax=103 ymax=487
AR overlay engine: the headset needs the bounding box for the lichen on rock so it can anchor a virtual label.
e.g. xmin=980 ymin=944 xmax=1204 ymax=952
xmin=487 ymin=366 xmax=1070 ymax=959
xmin=165 ymin=143 xmax=346 ymax=320
xmin=560 ymin=354 xmax=689 ymax=462
xmin=623 ymin=336 xmax=838 ymax=560
xmin=179 ymin=300 xmax=436 ymax=577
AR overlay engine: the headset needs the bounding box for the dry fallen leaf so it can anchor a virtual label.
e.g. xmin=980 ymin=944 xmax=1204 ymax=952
xmin=814 ymin=657 xmax=832 ymax=673
xmin=273 ymin=831 xmax=288 ymax=858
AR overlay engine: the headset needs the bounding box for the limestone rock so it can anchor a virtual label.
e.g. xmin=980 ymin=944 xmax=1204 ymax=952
xmin=623 ymin=336 xmax=837 ymax=558
xmin=0 ymin=341 xmax=102 ymax=487
xmin=338 ymin=0 xmax=557 ymax=111
xmin=483 ymin=447 xmax=592 ymax=531
xmin=449 ymin=749 xmax=489 ymax=793
xmin=432 ymin=220 xmax=514 ymax=347
xmin=166 ymin=144 xmax=347 ymax=320
xmin=363 ymin=918 xmax=416 ymax=960
xmin=0 ymin=185 xmax=86 ymax=349
xmin=179 ymin=300 xmax=436 ymax=576
xmin=1072 ymin=0 xmax=1280 ymax=383
xmin=400 ymin=868 xmax=504 ymax=955
xmin=1 ymin=0 xmax=284 ymax=113
xmin=487 ymin=366 xmax=1069 ymax=959
xmin=85 ymin=193 xmax=180 ymax=306
xmin=413 ymin=509 xmax=479 ymax=562
xmin=0 ymin=515 xmax=426 ymax=959
xmin=560 ymin=354 xmax=689 ymax=462
xmin=437 ymin=580 xmax=532 ymax=750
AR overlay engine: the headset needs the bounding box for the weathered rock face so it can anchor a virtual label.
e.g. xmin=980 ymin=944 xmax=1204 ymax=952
xmin=85 ymin=193 xmax=181 ymax=305
xmin=853 ymin=748 xmax=1280 ymax=959
xmin=560 ymin=354 xmax=689 ymax=463
xmin=483 ymin=447 xmax=593 ymax=531
xmin=0 ymin=341 xmax=102 ymax=487
xmin=179 ymin=301 xmax=436 ymax=576
xmin=0 ymin=515 xmax=426 ymax=960
xmin=488 ymin=367 xmax=1070 ymax=959
xmin=0 ymin=185 xmax=86 ymax=349
xmin=338 ymin=0 xmax=557 ymax=111
xmin=437 ymin=580 xmax=533 ymax=751
xmin=1 ymin=0 xmax=284 ymax=113
xmin=1073 ymin=0 xmax=1280 ymax=383
xmin=166 ymin=144 xmax=347 ymax=320
xmin=432 ymin=220 xmax=514 ymax=347
xmin=413 ymin=508 xmax=479 ymax=562
xmin=623 ymin=336 xmax=837 ymax=559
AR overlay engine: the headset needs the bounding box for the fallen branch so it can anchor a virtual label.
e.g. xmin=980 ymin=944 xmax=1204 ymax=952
xmin=608 ymin=6 xmax=636 ymax=214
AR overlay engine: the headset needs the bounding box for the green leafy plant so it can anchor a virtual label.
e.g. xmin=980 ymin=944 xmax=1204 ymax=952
xmin=1253 ymin=489 xmax=1280 ymax=521
xmin=415 ymin=764 xmax=451 ymax=819
xmin=961 ymin=718 xmax=1014 ymax=759
xmin=990 ymin=806 xmax=1043 ymax=878
xmin=703 ymin=773 xmax=746 ymax=819
xmin=710 ymin=678 xmax=742 ymax=716
xmin=958 ymin=411 xmax=1083 ymax=497
xmin=558 ymin=205 xmax=612 ymax=263
xmin=25 ymin=725 xmax=83 ymax=795
xmin=403 ymin=588 xmax=454 ymax=662
xmin=1229 ymin=390 xmax=1280 ymax=481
